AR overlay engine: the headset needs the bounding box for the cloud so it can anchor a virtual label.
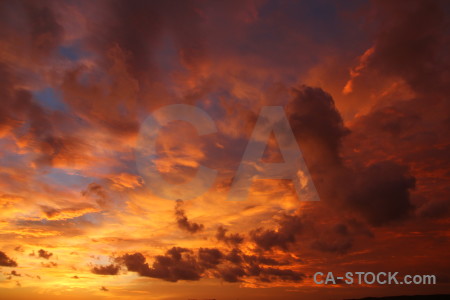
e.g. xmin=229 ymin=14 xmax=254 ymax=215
xmin=347 ymin=161 xmax=415 ymax=226
xmin=0 ymin=0 xmax=63 ymax=63
xmin=91 ymin=264 xmax=120 ymax=275
xmin=258 ymin=267 xmax=304 ymax=283
xmin=228 ymin=249 xmax=305 ymax=283
xmin=40 ymin=204 xmax=99 ymax=220
xmin=286 ymin=85 xmax=417 ymax=226
xmin=286 ymin=85 xmax=350 ymax=166
xmin=338 ymin=0 xmax=450 ymax=226
xmin=10 ymin=270 xmax=21 ymax=277
xmin=82 ymin=183 xmax=109 ymax=208
xmin=110 ymin=173 xmax=143 ymax=190
xmin=41 ymin=261 xmax=58 ymax=268
xmin=217 ymin=266 xmax=246 ymax=283
xmin=417 ymin=198 xmax=450 ymax=219
xmin=175 ymin=200 xmax=204 ymax=234
xmin=250 ymin=214 xmax=303 ymax=251
xmin=0 ymin=251 xmax=17 ymax=267
xmin=0 ymin=64 xmax=56 ymax=161
xmin=310 ymin=224 xmax=353 ymax=254
xmin=118 ymin=246 xmax=305 ymax=283
xmin=198 ymin=248 xmax=223 ymax=269
xmin=38 ymin=249 xmax=53 ymax=259
xmin=118 ymin=248 xmax=202 ymax=282
xmin=216 ymin=226 xmax=244 ymax=246
xmin=368 ymin=0 xmax=449 ymax=95
xmin=0 ymin=0 xmax=447 ymax=294
xmin=88 ymin=0 xmax=207 ymax=78
xmin=14 ymin=246 xmax=24 ymax=252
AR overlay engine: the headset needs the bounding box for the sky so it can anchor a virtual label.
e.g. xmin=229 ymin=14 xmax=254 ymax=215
xmin=0 ymin=0 xmax=449 ymax=299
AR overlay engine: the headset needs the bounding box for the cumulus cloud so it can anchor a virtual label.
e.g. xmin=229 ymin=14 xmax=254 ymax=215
xmin=91 ymin=264 xmax=120 ymax=275
xmin=0 ymin=251 xmax=18 ymax=267
xmin=287 ymin=85 xmax=350 ymax=165
xmin=216 ymin=226 xmax=244 ymax=246
xmin=250 ymin=214 xmax=303 ymax=251
xmin=340 ymin=0 xmax=450 ymax=224
xmin=198 ymin=248 xmax=223 ymax=269
xmin=347 ymin=161 xmax=415 ymax=226
xmin=310 ymin=224 xmax=353 ymax=254
xmin=119 ymin=248 xmax=202 ymax=282
xmin=368 ymin=0 xmax=449 ymax=95
xmin=286 ymin=85 xmax=416 ymax=226
xmin=117 ymin=246 xmax=304 ymax=283
xmin=38 ymin=249 xmax=53 ymax=260
xmin=175 ymin=200 xmax=204 ymax=234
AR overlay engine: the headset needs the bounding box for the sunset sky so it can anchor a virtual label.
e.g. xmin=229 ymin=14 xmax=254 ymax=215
xmin=0 ymin=0 xmax=450 ymax=299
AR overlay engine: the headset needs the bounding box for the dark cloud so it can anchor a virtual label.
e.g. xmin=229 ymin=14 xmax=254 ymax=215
xmin=224 ymin=248 xmax=243 ymax=265
xmin=0 ymin=0 xmax=63 ymax=61
xmin=119 ymin=248 xmax=202 ymax=282
xmin=285 ymin=85 xmax=417 ymax=226
xmin=0 ymin=65 xmax=49 ymax=151
xmin=89 ymin=0 xmax=206 ymax=79
xmin=310 ymin=224 xmax=353 ymax=254
xmin=0 ymin=1 xmax=88 ymax=168
xmin=369 ymin=0 xmax=449 ymax=95
xmin=175 ymin=200 xmax=204 ymax=234
xmin=243 ymin=261 xmax=304 ymax=283
xmin=198 ymin=248 xmax=223 ymax=269
xmin=0 ymin=251 xmax=18 ymax=267
xmin=339 ymin=0 xmax=450 ymax=225
xmin=259 ymin=267 xmax=304 ymax=282
xmin=57 ymin=0 xmax=210 ymax=138
xmin=216 ymin=226 xmax=244 ymax=246
xmin=38 ymin=249 xmax=53 ymax=260
xmin=91 ymin=264 xmax=120 ymax=275
xmin=0 ymin=0 xmax=446 ymax=291
xmin=417 ymin=198 xmax=450 ymax=219
xmin=285 ymin=85 xmax=353 ymax=208
xmin=348 ymin=161 xmax=415 ymax=226
xmin=117 ymin=253 xmax=147 ymax=274
xmin=286 ymin=85 xmax=350 ymax=166
xmin=217 ymin=266 xmax=246 ymax=283
xmin=250 ymin=214 xmax=303 ymax=251
xmin=243 ymin=254 xmax=288 ymax=267
xmin=34 ymin=135 xmax=92 ymax=168
xmin=224 ymin=248 xmax=287 ymax=267
xmin=0 ymin=64 xmax=87 ymax=169
xmin=118 ymin=246 xmax=304 ymax=283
